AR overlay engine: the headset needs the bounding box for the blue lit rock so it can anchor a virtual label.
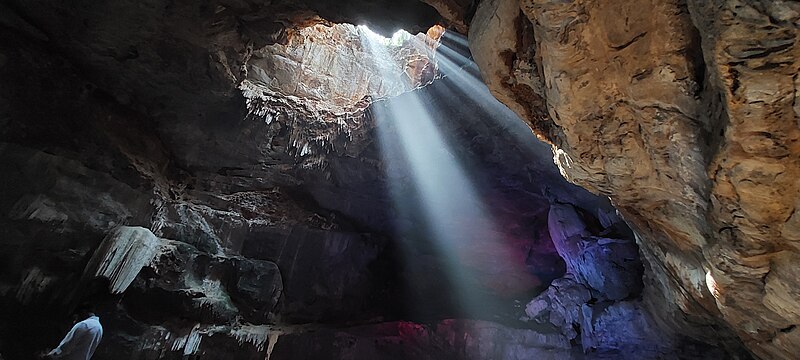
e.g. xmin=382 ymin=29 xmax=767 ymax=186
xmin=547 ymin=203 xmax=643 ymax=301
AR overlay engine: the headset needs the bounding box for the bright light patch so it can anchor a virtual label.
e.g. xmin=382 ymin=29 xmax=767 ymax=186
xmin=554 ymin=148 xmax=573 ymax=179
xmin=357 ymin=25 xmax=385 ymax=43
xmin=706 ymin=269 xmax=720 ymax=299
xmin=357 ymin=25 xmax=413 ymax=46
xmin=361 ymin=29 xmax=539 ymax=317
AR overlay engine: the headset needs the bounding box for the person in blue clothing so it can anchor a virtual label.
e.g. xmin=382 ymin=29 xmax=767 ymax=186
xmin=41 ymin=305 xmax=103 ymax=360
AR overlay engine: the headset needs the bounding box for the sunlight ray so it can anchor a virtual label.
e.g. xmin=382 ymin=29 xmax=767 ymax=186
xmin=358 ymin=27 xmax=541 ymax=317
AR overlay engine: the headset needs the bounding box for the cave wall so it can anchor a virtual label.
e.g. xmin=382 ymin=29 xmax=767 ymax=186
xmin=0 ymin=4 xmax=619 ymax=358
xmin=468 ymin=0 xmax=799 ymax=358
xmin=0 ymin=5 xmax=689 ymax=355
xmin=0 ymin=15 xmax=402 ymax=358
xmin=1 ymin=0 xmax=796 ymax=358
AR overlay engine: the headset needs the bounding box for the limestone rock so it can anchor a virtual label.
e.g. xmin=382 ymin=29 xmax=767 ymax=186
xmin=126 ymin=239 xmax=283 ymax=324
xmin=421 ymin=0 xmax=473 ymax=34
xmin=547 ymin=203 xmax=643 ymax=301
xmin=469 ymin=0 xmax=528 ymax=120
xmin=248 ymin=23 xmax=437 ymax=114
xmin=2 ymin=0 xmax=790 ymax=358
xmin=524 ymin=275 xmax=590 ymax=341
xmin=470 ymin=0 xmax=798 ymax=357
xmin=84 ymin=226 xmax=163 ymax=294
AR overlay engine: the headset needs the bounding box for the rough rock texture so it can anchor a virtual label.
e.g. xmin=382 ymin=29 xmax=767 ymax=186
xmin=522 ymin=201 xmax=729 ymax=358
xmin=0 ymin=11 xmax=400 ymax=356
xmin=689 ymin=2 xmax=800 ymax=358
xmin=469 ymin=0 xmax=798 ymax=358
xmin=0 ymin=5 xmax=631 ymax=359
xmin=247 ymin=23 xmax=438 ymax=113
xmin=547 ymin=203 xmax=642 ymax=301
xmin=525 ymin=276 xmax=682 ymax=359
xmin=421 ymin=0 xmax=475 ymax=34
xmin=2 ymin=0 xmax=795 ymax=358
xmin=0 ymin=0 xmax=444 ymax=171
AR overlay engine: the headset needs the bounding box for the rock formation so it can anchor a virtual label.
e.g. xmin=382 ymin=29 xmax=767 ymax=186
xmin=469 ymin=0 xmax=799 ymax=358
xmin=0 ymin=0 xmax=796 ymax=359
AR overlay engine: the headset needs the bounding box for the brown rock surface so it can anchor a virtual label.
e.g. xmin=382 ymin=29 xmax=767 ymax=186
xmin=470 ymin=0 xmax=799 ymax=357
xmin=247 ymin=23 xmax=438 ymax=113
xmin=1 ymin=0 xmax=797 ymax=357
xmin=421 ymin=0 xmax=474 ymax=34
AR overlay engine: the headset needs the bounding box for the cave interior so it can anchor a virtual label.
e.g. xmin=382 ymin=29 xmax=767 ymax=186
xmin=1 ymin=0 xmax=798 ymax=359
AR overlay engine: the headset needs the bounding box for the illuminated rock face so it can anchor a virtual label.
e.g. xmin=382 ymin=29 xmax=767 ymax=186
xmin=0 ymin=0 xmax=794 ymax=359
xmin=238 ymin=23 xmax=440 ymax=168
xmin=85 ymin=226 xmax=164 ymax=294
xmin=0 ymin=5 xmax=616 ymax=358
xmin=246 ymin=23 xmax=437 ymax=113
xmin=470 ymin=0 xmax=799 ymax=358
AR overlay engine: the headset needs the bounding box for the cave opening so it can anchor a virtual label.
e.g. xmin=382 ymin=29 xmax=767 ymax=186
xmin=0 ymin=1 xmax=780 ymax=359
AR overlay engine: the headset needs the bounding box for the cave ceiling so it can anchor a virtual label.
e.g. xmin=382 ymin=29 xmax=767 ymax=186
xmin=1 ymin=0 xmax=797 ymax=359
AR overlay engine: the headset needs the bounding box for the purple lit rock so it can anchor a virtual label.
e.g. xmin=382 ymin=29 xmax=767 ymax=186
xmin=547 ymin=203 xmax=642 ymax=300
xmin=579 ymin=301 xmax=665 ymax=355
xmin=525 ymin=275 xmax=590 ymax=342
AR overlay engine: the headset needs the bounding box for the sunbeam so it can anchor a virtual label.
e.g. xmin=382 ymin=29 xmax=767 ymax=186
xmin=360 ymin=27 xmax=541 ymax=319
xmin=4 ymin=2 xmax=776 ymax=358
xmin=442 ymin=30 xmax=469 ymax=49
xmin=414 ymin=31 xmax=549 ymax=157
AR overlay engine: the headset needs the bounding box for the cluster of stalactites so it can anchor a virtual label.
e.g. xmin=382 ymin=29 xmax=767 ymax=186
xmin=167 ymin=323 xmax=278 ymax=357
xmin=239 ymin=23 xmax=445 ymax=169
xmin=240 ymin=80 xmax=371 ymax=170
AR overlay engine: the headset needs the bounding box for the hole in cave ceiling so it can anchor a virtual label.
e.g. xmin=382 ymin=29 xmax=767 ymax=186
xmin=239 ymin=23 xmax=446 ymax=116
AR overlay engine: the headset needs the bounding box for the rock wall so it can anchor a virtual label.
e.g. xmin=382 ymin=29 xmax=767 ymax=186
xmin=0 ymin=14 xmax=401 ymax=357
xmin=247 ymin=23 xmax=438 ymax=113
xmin=690 ymin=2 xmax=800 ymax=358
xmin=469 ymin=0 xmax=799 ymax=357
xmin=0 ymin=5 xmax=633 ymax=358
xmin=3 ymin=0 xmax=796 ymax=358
xmin=523 ymin=200 xmax=730 ymax=358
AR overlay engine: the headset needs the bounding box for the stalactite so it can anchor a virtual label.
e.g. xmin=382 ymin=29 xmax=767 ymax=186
xmin=265 ymin=331 xmax=281 ymax=360
xmin=171 ymin=324 xmax=203 ymax=355
xmin=229 ymin=324 xmax=271 ymax=351
xmin=83 ymin=226 xmax=163 ymax=294
xmin=236 ymin=24 xmax=441 ymax=172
